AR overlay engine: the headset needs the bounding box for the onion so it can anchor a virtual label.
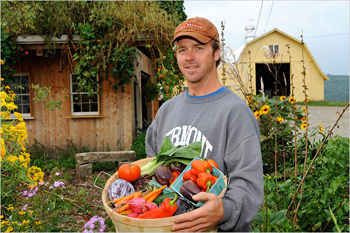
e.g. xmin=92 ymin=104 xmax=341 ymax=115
xmin=127 ymin=212 xmax=139 ymax=218
xmin=128 ymin=198 xmax=147 ymax=213
xmin=142 ymin=202 xmax=158 ymax=213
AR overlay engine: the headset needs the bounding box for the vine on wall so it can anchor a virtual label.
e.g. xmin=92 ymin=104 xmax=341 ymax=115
xmin=1 ymin=1 xmax=187 ymax=99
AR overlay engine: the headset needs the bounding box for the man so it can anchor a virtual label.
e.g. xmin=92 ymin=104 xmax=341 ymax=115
xmin=145 ymin=17 xmax=263 ymax=232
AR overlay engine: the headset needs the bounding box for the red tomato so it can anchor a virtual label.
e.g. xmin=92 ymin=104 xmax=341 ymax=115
xmin=118 ymin=164 xmax=141 ymax=182
xmin=207 ymin=159 xmax=218 ymax=169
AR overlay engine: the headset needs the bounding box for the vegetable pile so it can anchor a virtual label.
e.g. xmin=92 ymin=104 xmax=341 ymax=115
xmin=106 ymin=136 xmax=222 ymax=219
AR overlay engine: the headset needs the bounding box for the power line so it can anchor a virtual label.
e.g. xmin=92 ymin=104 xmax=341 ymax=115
xmin=264 ymin=0 xmax=274 ymax=33
xmin=254 ymin=0 xmax=264 ymax=37
xmin=304 ymin=32 xmax=349 ymax=38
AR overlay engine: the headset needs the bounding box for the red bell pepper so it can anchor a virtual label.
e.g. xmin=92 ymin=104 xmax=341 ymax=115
xmin=183 ymin=169 xmax=197 ymax=183
xmin=197 ymin=172 xmax=216 ymax=192
xmin=172 ymin=171 xmax=181 ymax=181
xmin=191 ymin=160 xmax=213 ymax=175
xmin=169 ymin=171 xmax=181 ymax=187
xmin=137 ymin=194 xmax=178 ymax=219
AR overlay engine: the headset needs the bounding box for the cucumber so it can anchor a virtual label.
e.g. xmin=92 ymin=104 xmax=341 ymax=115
xmin=153 ymin=192 xmax=177 ymax=205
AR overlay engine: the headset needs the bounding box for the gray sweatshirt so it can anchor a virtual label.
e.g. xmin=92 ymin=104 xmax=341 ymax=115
xmin=146 ymin=87 xmax=264 ymax=231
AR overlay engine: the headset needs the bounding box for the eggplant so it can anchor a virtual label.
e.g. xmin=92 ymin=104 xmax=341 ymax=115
xmin=180 ymin=180 xmax=201 ymax=203
xmin=155 ymin=166 xmax=173 ymax=185
xmin=174 ymin=196 xmax=195 ymax=215
xmin=169 ymin=162 xmax=186 ymax=173
xmin=154 ymin=193 xmax=195 ymax=215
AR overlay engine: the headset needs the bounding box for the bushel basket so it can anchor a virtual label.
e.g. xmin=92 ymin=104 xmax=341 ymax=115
xmin=102 ymin=157 xmax=227 ymax=232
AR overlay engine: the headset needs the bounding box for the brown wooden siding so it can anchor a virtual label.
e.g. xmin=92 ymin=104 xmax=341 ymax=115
xmin=14 ymin=49 xmax=147 ymax=153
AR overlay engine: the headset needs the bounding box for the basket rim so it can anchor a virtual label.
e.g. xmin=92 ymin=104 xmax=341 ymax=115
xmin=101 ymin=157 xmax=227 ymax=227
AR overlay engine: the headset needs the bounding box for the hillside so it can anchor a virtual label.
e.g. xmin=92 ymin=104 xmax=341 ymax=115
xmin=324 ymin=75 xmax=349 ymax=101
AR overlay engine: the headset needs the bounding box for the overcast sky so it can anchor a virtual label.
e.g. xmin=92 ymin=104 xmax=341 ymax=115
xmin=184 ymin=0 xmax=349 ymax=75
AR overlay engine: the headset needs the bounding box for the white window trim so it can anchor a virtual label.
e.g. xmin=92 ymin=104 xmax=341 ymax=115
xmin=69 ymin=74 xmax=100 ymax=116
xmin=10 ymin=73 xmax=32 ymax=118
xmin=269 ymin=44 xmax=280 ymax=55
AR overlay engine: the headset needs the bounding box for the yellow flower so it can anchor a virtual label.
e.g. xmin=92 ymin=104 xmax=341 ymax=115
xmin=27 ymin=166 xmax=44 ymax=186
xmin=260 ymin=105 xmax=270 ymax=115
xmin=303 ymin=107 xmax=307 ymax=113
xmin=5 ymin=226 xmax=13 ymax=232
xmin=1 ymin=220 xmax=9 ymax=227
xmin=289 ymin=96 xmax=296 ymax=104
xmin=5 ymin=102 xmax=18 ymax=111
xmin=247 ymin=96 xmax=254 ymax=103
xmin=22 ymin=219 xmax=30 ymax=225
xmin=14 ymin=112 xmax=23 ymax=121
xmin=1 ymin=59 xmax=4 ymax=65
xmin=28 ymin=210 xmax=34 ymax=214
xmin=277 ymin=117 xmax=284 ymax=123
xmin=301 ymin=122 xmax=308 ymax=130
xmin=254 ymin=111 xmax=261 ymax=119
xmin=279 ymin=96 xmax=286 ymax=101
xmin=18 ymin=210 xmax=26 ymax=215
xmin=35 ymin=221 xmax=42 ymax=225
xmin=319 ymin=123 xmax=324 ymax=133
xmin=0 ymin=215 xmax=3 ymax=219
xmin=1 ymin=139 xmax=7 ymax=159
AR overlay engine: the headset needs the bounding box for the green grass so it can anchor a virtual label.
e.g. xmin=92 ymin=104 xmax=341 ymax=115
xmin=296 ymin=100 xmax=349 ymax=107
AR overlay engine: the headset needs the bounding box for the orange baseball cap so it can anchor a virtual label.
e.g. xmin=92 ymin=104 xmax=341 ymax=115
xmin=172 ymin=17 xmax=220 ymax=44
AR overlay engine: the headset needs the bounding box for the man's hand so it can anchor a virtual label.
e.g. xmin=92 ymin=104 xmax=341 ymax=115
xmin=171 ymin=192 xmax=224 ymax=232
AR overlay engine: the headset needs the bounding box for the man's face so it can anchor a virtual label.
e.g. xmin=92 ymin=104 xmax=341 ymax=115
xmin=175 ymin=38 xmax=220 ymax=85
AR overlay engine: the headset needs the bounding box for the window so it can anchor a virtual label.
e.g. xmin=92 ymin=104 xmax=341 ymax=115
xmin=70 ymin=74 xmax=99 ymax=116
xmin=269 ymin=44 xmax=279 ymax=55
xmin=9 ymin=74 xmax=31 ymax=117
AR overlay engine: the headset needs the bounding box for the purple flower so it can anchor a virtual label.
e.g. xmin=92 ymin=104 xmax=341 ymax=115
xmin=55 ymin=172 xmax=60 ymax=176
xmin=54 ymin=181 xmax=60 ymax=188
xmin=49 ymin=186 xmax=53 ymax=190
xmin=39 ymin=182 xmax=45 ymax=186
xmin=28 ymin=193 xmax=33 ymax=197
xmin=22 ymin=204 xmax=28 ymax=210
xmin=23 ymin=190 xmax=28 ymax=196
xmin=83 ymin=215 xmax=106 ymax=232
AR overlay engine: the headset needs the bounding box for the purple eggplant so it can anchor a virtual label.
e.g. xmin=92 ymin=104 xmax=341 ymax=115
xmin=155 ymin=166 xmax=173 ymax=185
xmin=180 ymin=180 xmax=201 ymax=203
xmin=169 ymin=162 xmax=186 ymax=173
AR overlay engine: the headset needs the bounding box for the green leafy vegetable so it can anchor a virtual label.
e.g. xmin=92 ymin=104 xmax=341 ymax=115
xmin=140 ymin=136 xmax=202 ymax=175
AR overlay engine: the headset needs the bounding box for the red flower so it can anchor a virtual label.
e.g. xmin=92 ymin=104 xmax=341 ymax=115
xmin=25 ymin=51 xmax=29 ymax=55
xmin=7 ymin=30 xmax=10 ymax=33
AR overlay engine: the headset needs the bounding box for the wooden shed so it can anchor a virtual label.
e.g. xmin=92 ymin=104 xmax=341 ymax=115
xmin=12 ymin=35 xmax=159 ymax=153
xmin=218 ymin=28 xmax=328 ymax=101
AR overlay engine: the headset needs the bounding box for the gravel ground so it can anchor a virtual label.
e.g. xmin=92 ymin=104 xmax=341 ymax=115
xmin=306 ymin=105 xmax=349 ymax=139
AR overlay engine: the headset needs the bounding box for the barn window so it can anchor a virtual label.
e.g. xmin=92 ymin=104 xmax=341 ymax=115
xmin=9 ymin=74 xmax=31 ymax=118
xmin=70 ymin=74 xmax=99 ymax=116
xmin=269 ymin=44 xmax=279 ymax=55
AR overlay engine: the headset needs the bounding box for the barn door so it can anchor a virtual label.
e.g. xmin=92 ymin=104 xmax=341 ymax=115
xmin=256 ymin=63 xmax=290 ymax=97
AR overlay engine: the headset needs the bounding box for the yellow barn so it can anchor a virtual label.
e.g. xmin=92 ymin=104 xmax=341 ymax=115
xmin=218 ymin=28 xmax=328 ymax=102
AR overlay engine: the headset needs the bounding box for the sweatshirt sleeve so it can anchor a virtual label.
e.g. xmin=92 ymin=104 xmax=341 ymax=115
xmin=218 ymin=133 xmax=264 ymax=231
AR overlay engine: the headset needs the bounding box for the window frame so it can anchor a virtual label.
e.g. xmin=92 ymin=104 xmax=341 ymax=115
xmin=269 ymin=44 xmax=280 ymax=56
xmin=9 ymin=73 xmax=33 ymax=119
xmin=69 ymin=73 xmax=100 ymax=116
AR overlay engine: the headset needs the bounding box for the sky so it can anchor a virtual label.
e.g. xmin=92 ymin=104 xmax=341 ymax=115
xmin=184 ymin=0 xmax=350 ymax=75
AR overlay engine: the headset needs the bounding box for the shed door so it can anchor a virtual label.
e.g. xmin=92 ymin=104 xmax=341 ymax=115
xmin=256 ymin=63 xmax=290 ymax=97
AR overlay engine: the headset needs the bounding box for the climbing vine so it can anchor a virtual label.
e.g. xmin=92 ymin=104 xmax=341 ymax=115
xmin=0 ymin=29 xmax=24 ymax=84
xmin=1 ymin=1 xmax=186 ymax=99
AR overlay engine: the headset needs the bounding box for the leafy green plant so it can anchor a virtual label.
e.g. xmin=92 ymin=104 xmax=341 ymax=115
xmin=0 ymin=29 xmax=23 ymax=83
xmin=253 ymin=136 xmax=349 ymax=232
xmin=1 ymin=1 xmax=187 ymax=99
xmin=247 ymin=93 xmax=306 ymax=174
